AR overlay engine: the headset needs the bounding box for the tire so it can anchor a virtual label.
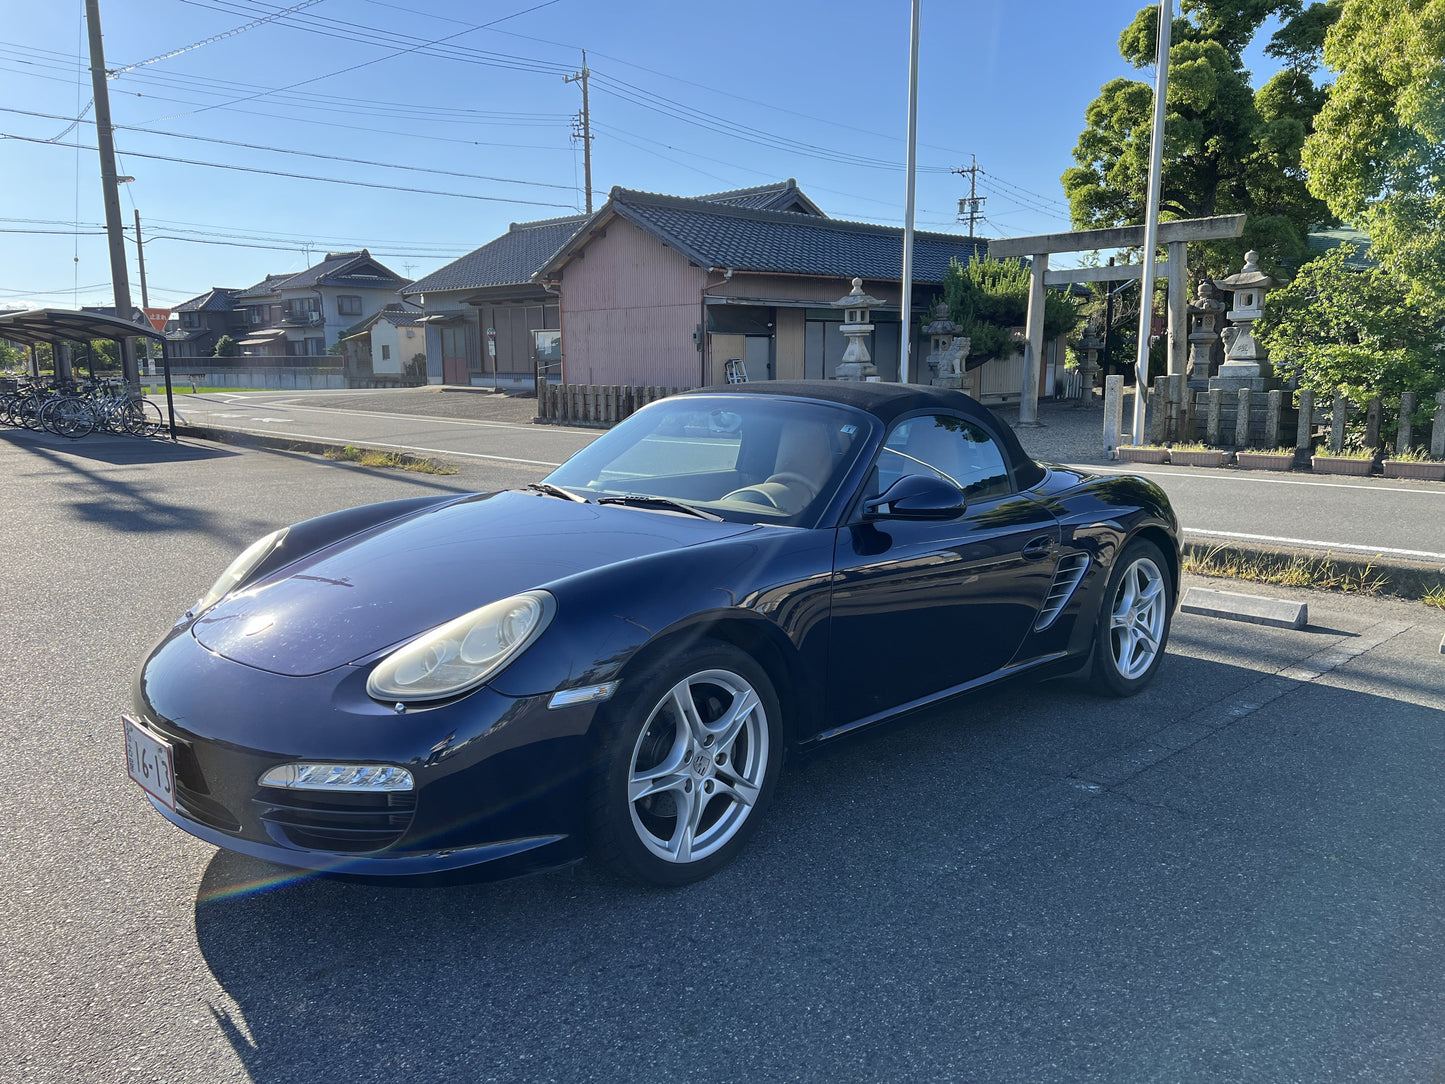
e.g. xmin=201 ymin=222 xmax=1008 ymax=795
xmin=1090 ymin=538 xmax=1173 ymax=697
xmin=590 ymin=641 xmax=784 ymax=886
xmin=123 ymin=399 xmax=163 ymax=437
xmin=54 ymin=397 xmax=94 ymax=439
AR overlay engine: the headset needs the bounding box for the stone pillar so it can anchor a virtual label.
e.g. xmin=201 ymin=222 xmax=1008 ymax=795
xmin=1207 ymin=389 xmax=1223 ymax=446
xmin=1103 ymin=375 xmax=1124 ymax=459
xmin=1265 ymin=389 xmax=1283 ymax=449
xmin=1236 ymin=388 xmax=1252 ymax=448
xmin=1431 ymin=391 xmax=1445 ymax=460
xmin=1397 ymin=391 xmax=1416 ymax=454
xmin=1296 ymin=388 xmax=1314 ymax=453
xmin=1167 ymin=241 xmax=1188 ymax=378
xmin=1020 ymin=253 xmax=1048 ymax=425
xmin=1330 ymin=392 xmax=1349 ymax=453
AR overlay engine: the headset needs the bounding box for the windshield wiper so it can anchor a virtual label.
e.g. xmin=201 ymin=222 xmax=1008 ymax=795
xmin=524 ymin=481 xmax=589 ymax=503
xmin=595 ymin=494 xmax=722 ymax=521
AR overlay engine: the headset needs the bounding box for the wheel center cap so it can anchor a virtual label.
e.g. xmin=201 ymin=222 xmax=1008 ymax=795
xmin=692 ymin=752 xmax=711 ymax=776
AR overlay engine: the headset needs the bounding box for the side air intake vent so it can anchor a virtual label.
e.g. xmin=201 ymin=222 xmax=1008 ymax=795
xmin=1035 ymin=553 xmax=1090 ymax=631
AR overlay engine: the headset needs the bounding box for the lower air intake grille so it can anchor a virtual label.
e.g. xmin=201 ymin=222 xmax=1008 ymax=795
xmin=254 ymin=789 xmax=418 ymax=853
xmin=1035 ymin=553 xmax=1091 ymax=631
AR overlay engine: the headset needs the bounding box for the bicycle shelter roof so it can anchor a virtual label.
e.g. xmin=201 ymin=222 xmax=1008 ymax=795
xmin=0 ymin=307 xmax=165 ymax=348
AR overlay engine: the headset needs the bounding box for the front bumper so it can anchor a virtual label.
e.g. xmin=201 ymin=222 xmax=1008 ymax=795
xmin=130 ymin=623 xmax=602 ymax=879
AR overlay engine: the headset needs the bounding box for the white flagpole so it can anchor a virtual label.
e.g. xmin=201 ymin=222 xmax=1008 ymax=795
xmin=899 ymin=0 xmax=920 ymax=384
xmin=1133 ymin=0 xmax=1173 ymax=443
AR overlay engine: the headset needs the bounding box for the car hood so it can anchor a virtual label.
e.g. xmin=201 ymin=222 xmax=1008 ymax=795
xmin=191 ymin=491 xmax=761 ymax=677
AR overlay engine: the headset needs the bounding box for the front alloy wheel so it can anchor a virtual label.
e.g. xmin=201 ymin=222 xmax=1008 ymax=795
xmin=1091 ymin=539 xmax=1172 ymax=696
xmin=593 ymin=643 xmax=782 ymax=885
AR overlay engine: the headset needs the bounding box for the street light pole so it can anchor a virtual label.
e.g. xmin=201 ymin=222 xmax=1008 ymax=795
xmin=84 ymin=0 xmax=139 ymax=389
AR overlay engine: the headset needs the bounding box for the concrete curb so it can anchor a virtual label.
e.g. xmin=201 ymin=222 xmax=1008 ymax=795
xmin=1180 ymin=587 xmax=1308 ymax=629
xmin=174 ymin=424 xmax=454 ymax=473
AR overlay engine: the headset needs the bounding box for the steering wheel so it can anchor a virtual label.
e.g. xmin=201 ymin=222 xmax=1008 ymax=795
xmin=721 ymin=486 xmax=783 ymax=509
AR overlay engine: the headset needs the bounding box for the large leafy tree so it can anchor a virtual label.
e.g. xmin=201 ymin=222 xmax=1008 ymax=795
xmin=1256 ymin=245 xmax=1443 ymax=439
xmin=1063 ymin=1 xmax=1338 ymax=280
xmin=1302 ymin=0 xmax=1445 ymax=315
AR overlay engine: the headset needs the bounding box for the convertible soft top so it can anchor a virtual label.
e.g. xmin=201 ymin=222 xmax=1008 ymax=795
xmin=692 ymin=380 xmax=1045 ymax=486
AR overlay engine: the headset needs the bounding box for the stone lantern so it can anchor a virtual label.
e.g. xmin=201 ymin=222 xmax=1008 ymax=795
xmin=1210 ymin=250 xmax=1276 ymax=392
xmin=831 ymin=277 xmax=884 ymax=381
xmin=921 ymin=299 xmax=971 ymax=389
xmin=1187 ymin=280 xmax=1228 ymax=384
xmin=1078 ymin=319 xmax=1104 ymax=391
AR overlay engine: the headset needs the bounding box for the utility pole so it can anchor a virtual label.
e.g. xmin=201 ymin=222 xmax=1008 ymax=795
xmin=564 ymin=50 xmax=593 ymax=214
xmin=85 ymin=0 xmax=139 ymax=389
xmin=953 ymin=155 xmax=987 ymax=238
xmin=899 ymin=0 xmax=920 ymax=384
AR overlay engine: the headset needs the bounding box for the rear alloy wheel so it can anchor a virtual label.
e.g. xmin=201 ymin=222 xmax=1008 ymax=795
xmin=1091 ymin=539 xmax=1172 ymax=696
xmin=592 ymin=642 xmax=782 ymax=885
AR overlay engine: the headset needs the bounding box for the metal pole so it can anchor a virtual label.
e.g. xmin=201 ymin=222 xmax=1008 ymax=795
xmin=135 ymin=207 xmax=156 ymax=378
xmin=1132 ymin=0 xmax=1173 ymax=445
xmin=84 ymin=0 xmax=138 ymax=391
xmin=898 ymin=0 xmax=920 ymax=384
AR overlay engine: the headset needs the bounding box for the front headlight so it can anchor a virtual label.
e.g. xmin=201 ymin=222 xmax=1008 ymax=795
xmin=366 ymin=590 xmax=556 ymax=703
xmin=191 ymin=527 xmax=289 ymax=616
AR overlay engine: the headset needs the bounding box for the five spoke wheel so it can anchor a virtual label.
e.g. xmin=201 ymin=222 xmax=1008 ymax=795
xmin=1091 ymin=539 xmax=1173 ymax=696
xmin=593 ymin=643 xmax=782 ymax=884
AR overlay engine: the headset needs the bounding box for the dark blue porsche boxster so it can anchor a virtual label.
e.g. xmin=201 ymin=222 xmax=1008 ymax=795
xmin=126 ymin=381 xmax=1180 ymax=885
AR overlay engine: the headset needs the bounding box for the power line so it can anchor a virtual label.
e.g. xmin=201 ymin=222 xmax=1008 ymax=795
xmin=110 ymin=0 xmax=326 ymax=75
xmin=0 ymin=132 xmax=578 ymax=209
xmin=0 ymin=106 xmax=576 ymax=191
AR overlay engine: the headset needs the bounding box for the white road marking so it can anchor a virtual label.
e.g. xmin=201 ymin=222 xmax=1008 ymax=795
xmin=1184 ymin=528 xmax=1445 ymax=562
xmin=1077 ymin=462 xmax=1445 ymax=496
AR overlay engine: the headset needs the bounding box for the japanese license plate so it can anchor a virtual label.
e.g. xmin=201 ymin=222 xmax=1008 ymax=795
xmin=123 ymin=714 xmax=176 ymax=810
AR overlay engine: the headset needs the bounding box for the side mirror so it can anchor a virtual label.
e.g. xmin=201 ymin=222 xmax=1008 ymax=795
xmin=863 ymin=473 xmax=966 ymax=520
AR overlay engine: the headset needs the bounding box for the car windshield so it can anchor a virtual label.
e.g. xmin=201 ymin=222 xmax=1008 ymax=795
xmin=545 ymin=395 xmax=875 ymax=527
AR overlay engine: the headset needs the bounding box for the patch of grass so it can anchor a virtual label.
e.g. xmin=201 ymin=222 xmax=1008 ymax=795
xmin=1423 ymin=585 xmax=1445 ymax=611
xmin=1313 ymin=444 xmax=1377 ymax=460
xmin=325 ymin=444 xmax=458 ymax=475
xmin=144 ymin=385 xmax=260 ymax=394
xmin=1386 ymin=445 xmax=1443 ymax=463
xmin=1168 ymin=440 xmax=1213 ymax=451
xmin=1184 ymin=544 xmax=1389 ymax=595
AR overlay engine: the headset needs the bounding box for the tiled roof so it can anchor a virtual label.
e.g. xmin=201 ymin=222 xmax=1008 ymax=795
xmin=235 ymin=273 xmax=294 ymax=300
xmin=376 ymin=303 xmax=425 ymax=327
xmin=279 ymin=250 xmax=410 ymax=290
xmin=548 ymin=188 xmax=986 ymax=284
xmin=403 ymin=215 xmax=589 ymax=296
xmin=695 ymin=179 xmax=825 ymax=217
xmin=174 ymin=288 xmax=241 ymax=313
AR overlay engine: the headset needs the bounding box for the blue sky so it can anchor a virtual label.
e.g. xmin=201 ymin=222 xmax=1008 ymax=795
xmin=0 ymin=0 xmax=1286 ymax=311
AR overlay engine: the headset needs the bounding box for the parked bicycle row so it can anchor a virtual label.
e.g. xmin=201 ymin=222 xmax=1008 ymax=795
xmin=0 ymin=379 xmax=165 ymax=439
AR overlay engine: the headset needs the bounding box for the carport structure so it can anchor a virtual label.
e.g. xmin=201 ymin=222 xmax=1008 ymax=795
xmin=0 ymin=308 xmax=178 ymax=439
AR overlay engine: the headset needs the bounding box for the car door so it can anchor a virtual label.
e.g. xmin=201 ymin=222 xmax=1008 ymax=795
xmin=827 ymin=412 xmax=1060 ymax=731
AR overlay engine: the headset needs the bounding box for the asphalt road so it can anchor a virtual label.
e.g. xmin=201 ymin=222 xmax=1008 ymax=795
xmin=4 ymin=428 xmax=1445 ymax=1083
xmin=165 ymin=389 xmax=1445 ymax=562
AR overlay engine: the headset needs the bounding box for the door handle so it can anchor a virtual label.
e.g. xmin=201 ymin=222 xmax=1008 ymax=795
xmin=1022 ymin=536 xmax=1054 ymax=560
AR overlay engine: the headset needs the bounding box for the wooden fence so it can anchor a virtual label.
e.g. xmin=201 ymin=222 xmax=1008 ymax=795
xmin=535 ymin=383 xmax=690 ymax=427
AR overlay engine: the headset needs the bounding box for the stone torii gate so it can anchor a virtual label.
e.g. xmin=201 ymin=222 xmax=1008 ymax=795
xmin=989 ymin=215 xmax=1245 ymax=426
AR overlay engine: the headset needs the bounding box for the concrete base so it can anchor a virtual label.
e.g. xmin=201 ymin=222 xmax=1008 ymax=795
xmin=1209 ymin=373 xmax=1270 ymax=394
xmin=931 ymin=375 xmax=964 ymax=390
xmin=835 ymin=363 xmax=877 ymax=382
xmin=1181 ymin=586 xmax=1308 ymax=629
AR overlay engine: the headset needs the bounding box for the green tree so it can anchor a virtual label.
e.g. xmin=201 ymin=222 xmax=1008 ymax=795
xmin=212 ymin=334 xmax=240 ymax=358
xmin=1257 ymin=245 xmax=1444 ymax=436
xmin=939 ymin=257 xmax=1082 ymax=363
xmin=1301 ymin=0 xmax=1445 ymax=315
xmin=1063 ymin=1 xmax=1338 ymax=281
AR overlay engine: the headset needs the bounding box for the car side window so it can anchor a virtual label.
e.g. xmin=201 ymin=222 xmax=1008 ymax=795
xmin=878 ymin=414 xmax=1011 ymax=501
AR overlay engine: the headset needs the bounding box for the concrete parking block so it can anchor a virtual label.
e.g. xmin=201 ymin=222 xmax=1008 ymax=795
xmin=1180 ymin=586 xmax=1308 ymax=629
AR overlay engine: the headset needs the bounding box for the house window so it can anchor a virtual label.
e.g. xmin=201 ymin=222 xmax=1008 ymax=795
xmin=337 ymin=295 xmax=362 ymax=316
xmin=180 ymin=312 xmax=201 ymax=329
xmin=381 ymin=344 xmax=391 ymax=361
